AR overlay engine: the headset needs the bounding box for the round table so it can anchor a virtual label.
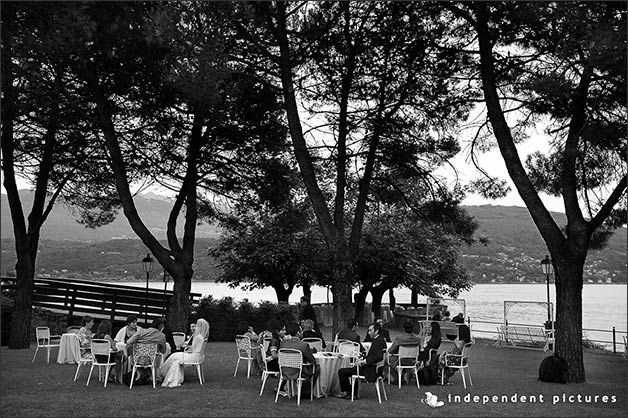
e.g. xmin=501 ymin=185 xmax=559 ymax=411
xmin=57 ymin=333 xmax=81 ymax=364
xmin=312 ymin=352 xmax=351 ymax=397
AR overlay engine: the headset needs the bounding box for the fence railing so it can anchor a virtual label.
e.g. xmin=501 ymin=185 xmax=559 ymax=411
xmin=466 ymin=317 xmax=627 ymax=354
xmin=1 ymin=276 xmax=201 ymax=330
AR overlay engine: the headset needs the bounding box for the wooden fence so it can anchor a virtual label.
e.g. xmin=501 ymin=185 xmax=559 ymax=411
xmin=1 ymin=276 xmax=201 ymax=330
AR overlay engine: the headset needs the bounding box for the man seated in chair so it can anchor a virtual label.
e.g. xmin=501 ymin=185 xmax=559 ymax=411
xmin=386 ymin=320 xmax=422 ymax=384
xmin=279 ymin=322 xmax=320 ymax=398
xmin=126 ymin=317 xmax=168 ymax=383
xmin=336 ymin=322 xmax=386 ymax=399
xmin=364 ymin=317 xmax=391 ymax=343
xmin=338 ymin=318 xmax=362 ymax=343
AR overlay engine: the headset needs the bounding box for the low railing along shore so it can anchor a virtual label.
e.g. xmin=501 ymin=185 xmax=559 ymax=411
xmin=465 ymin=318 xmax=627 ymax=354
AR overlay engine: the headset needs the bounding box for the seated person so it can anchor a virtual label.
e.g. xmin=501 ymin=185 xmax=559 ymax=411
xmin=301 ymin=319 xmax=326 ymax=349
xmin=279 ymin=322 xmax=320 ymax=397
xmin=114 ymin=315 xmax=142 ymax=345
xmin=263 ymin=319 xmax=286 ymax=373
xmin=451 ymin=313 xmax=465 ymax=324
xmin=243 ymin=324 xmax=260 ymax=345
xmin=93 ymin=320 xmax=123 ymax=383
xmin=184 ymin=322 xmax=196 ymax=347
xmin=337 ymin=318 xmax=365 ymax=353
xmin=387 ymin=321 xmax=421 ymax=383
xmin=77 ymin=315 xmax=94 ymax=359
xmin=336 ymin=322 xmax=386 ymax=399
xmin=126 ymin=317 xmax=169 ymax=381
xmin=337 ymin=318 xmax=361 ymax=343
xmin=159 ymin=318 xmax=210 ymax=387
xmin=364 ymin=317 xmax=391 ymax=343
xmin=418 ymin=322 xmax=442 ymax=362
xmin=439 ymin=324 xmax=472 ymax=385
xmin=441 ymin=310 xmax=451 ymax=321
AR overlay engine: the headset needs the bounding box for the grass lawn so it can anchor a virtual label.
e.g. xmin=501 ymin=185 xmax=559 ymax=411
xmin=1 ymin=326 xmax=626 ymax=417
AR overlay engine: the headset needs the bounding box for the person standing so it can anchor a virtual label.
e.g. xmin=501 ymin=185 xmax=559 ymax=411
xmin=336 ymin=322 xmax=386 ymax=399
xmin=299 ymin=296 xmax=320 ymax=333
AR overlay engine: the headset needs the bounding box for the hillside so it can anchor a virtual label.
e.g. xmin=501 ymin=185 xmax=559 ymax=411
xmin=460 ymin=205 xmax=626 ymax=284
xmin=1 ymin=192 xmax=626 ymax=283
xmin=0 ymin=190 xmax=220 ymax=241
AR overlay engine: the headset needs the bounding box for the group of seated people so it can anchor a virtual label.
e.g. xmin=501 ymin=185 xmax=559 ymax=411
xmin=75 ymin=314 xmax=208 ymax=387
xmin=332 ymin=315 xmax=471 ymax=392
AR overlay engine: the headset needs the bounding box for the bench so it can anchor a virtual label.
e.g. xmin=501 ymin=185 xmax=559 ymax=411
xmin=500 ymin=325 xmax=553 ymax=352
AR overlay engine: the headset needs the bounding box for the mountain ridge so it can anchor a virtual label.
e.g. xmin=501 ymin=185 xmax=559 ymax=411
xmin=1 ymin=191 xmax=625 ymax=283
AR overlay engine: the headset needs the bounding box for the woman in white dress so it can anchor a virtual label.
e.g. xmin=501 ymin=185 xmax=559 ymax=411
xmin=159 ymin=318 xmax=209 ymax=387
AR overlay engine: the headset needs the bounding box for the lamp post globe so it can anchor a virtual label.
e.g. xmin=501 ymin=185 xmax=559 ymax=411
xmin=540 ymin=255 xmax=553 ymax=324
xmin=142 ymin=253 xmax=154 ymax=325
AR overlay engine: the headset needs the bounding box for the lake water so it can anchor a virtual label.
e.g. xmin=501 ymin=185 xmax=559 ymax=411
xmin=106 ymin=281 xmax=626 ymax=351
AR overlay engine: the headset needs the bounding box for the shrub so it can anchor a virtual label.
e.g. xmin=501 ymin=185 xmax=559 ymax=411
xmin=193 ymin=296 xmax=296 ymax=341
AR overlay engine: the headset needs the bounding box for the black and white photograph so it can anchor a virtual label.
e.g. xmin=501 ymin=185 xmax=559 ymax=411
xmin=1 ymin=1 xmax=626 ymax=416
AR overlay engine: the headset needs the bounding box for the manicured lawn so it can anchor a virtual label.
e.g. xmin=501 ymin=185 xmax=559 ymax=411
xmin=1 ymin=327 xmax=625 ymax=417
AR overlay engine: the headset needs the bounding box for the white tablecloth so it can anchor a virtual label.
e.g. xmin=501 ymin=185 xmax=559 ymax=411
xmin=57 ymin=333 xmax=81 ymax=364
xmin=312 ymin=352 xmax=351 ymax=397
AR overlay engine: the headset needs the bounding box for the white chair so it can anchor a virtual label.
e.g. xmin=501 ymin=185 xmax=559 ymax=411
xmin=172 ymin=332 xmax=186 ymax=350
xmin=66 ymin=326 xmax=81 ymax=334
xmin=129 ymin=342 xmax=158 ymax=389
xmin=74 ymin=352 xmax=93 ymax=382
xmin=390 ymin=345 xmax=421 ymax=389
xmin=32 ymin=327 xmax=61 ymax=363
xmin=275 ymin=348 xmax=313 ymax=405
xmin=234 ymin=335 xmax=254 ymax=378
xmin=338 ymin=341 xmax=360 ymax=362
xmin=259 ymin=338 xmax=279 ymax=396
xmin=86 ymin=339 xmax=117 ymax=387
xmin=182 ymin=339 xmax=208 ymax=385
xmin=302 ymin=337 xmax=323 ymax=352
xmin=441 ymin=342 xmax=473 ymax=389
xmin=350 ymin=358 xmax=388 ymax=403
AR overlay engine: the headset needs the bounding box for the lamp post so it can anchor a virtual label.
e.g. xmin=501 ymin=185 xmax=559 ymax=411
xmin=540 ymin=255 xmax=553 ymax=324
xmin=142 ymin=253 xmax=154 ymax=325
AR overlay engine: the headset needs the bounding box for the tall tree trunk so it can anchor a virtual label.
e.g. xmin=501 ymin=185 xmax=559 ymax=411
xmin=370 ymin=285 xmax=388 ymax=320
xmin=169 ymin=265 xmax=192 ymax=332
xmin=9 ymin=243 xmax=35 ymax=348
xmin=554 ymin=259 xmax=585 ymax=382
xmin=331 ymin=258 xmax=354 ymax=336
xmin=410 ymin=288 xmax=418 ymax=306
xmin=388 ymin=288 xmax=396 ymax=312
xmin=274 ymin=285 xmax=291 ymax=304
xmin=302 ymin=281 xmax=312 ymax=302
xmin=353 ymin=286 xmax=370 ymax=324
